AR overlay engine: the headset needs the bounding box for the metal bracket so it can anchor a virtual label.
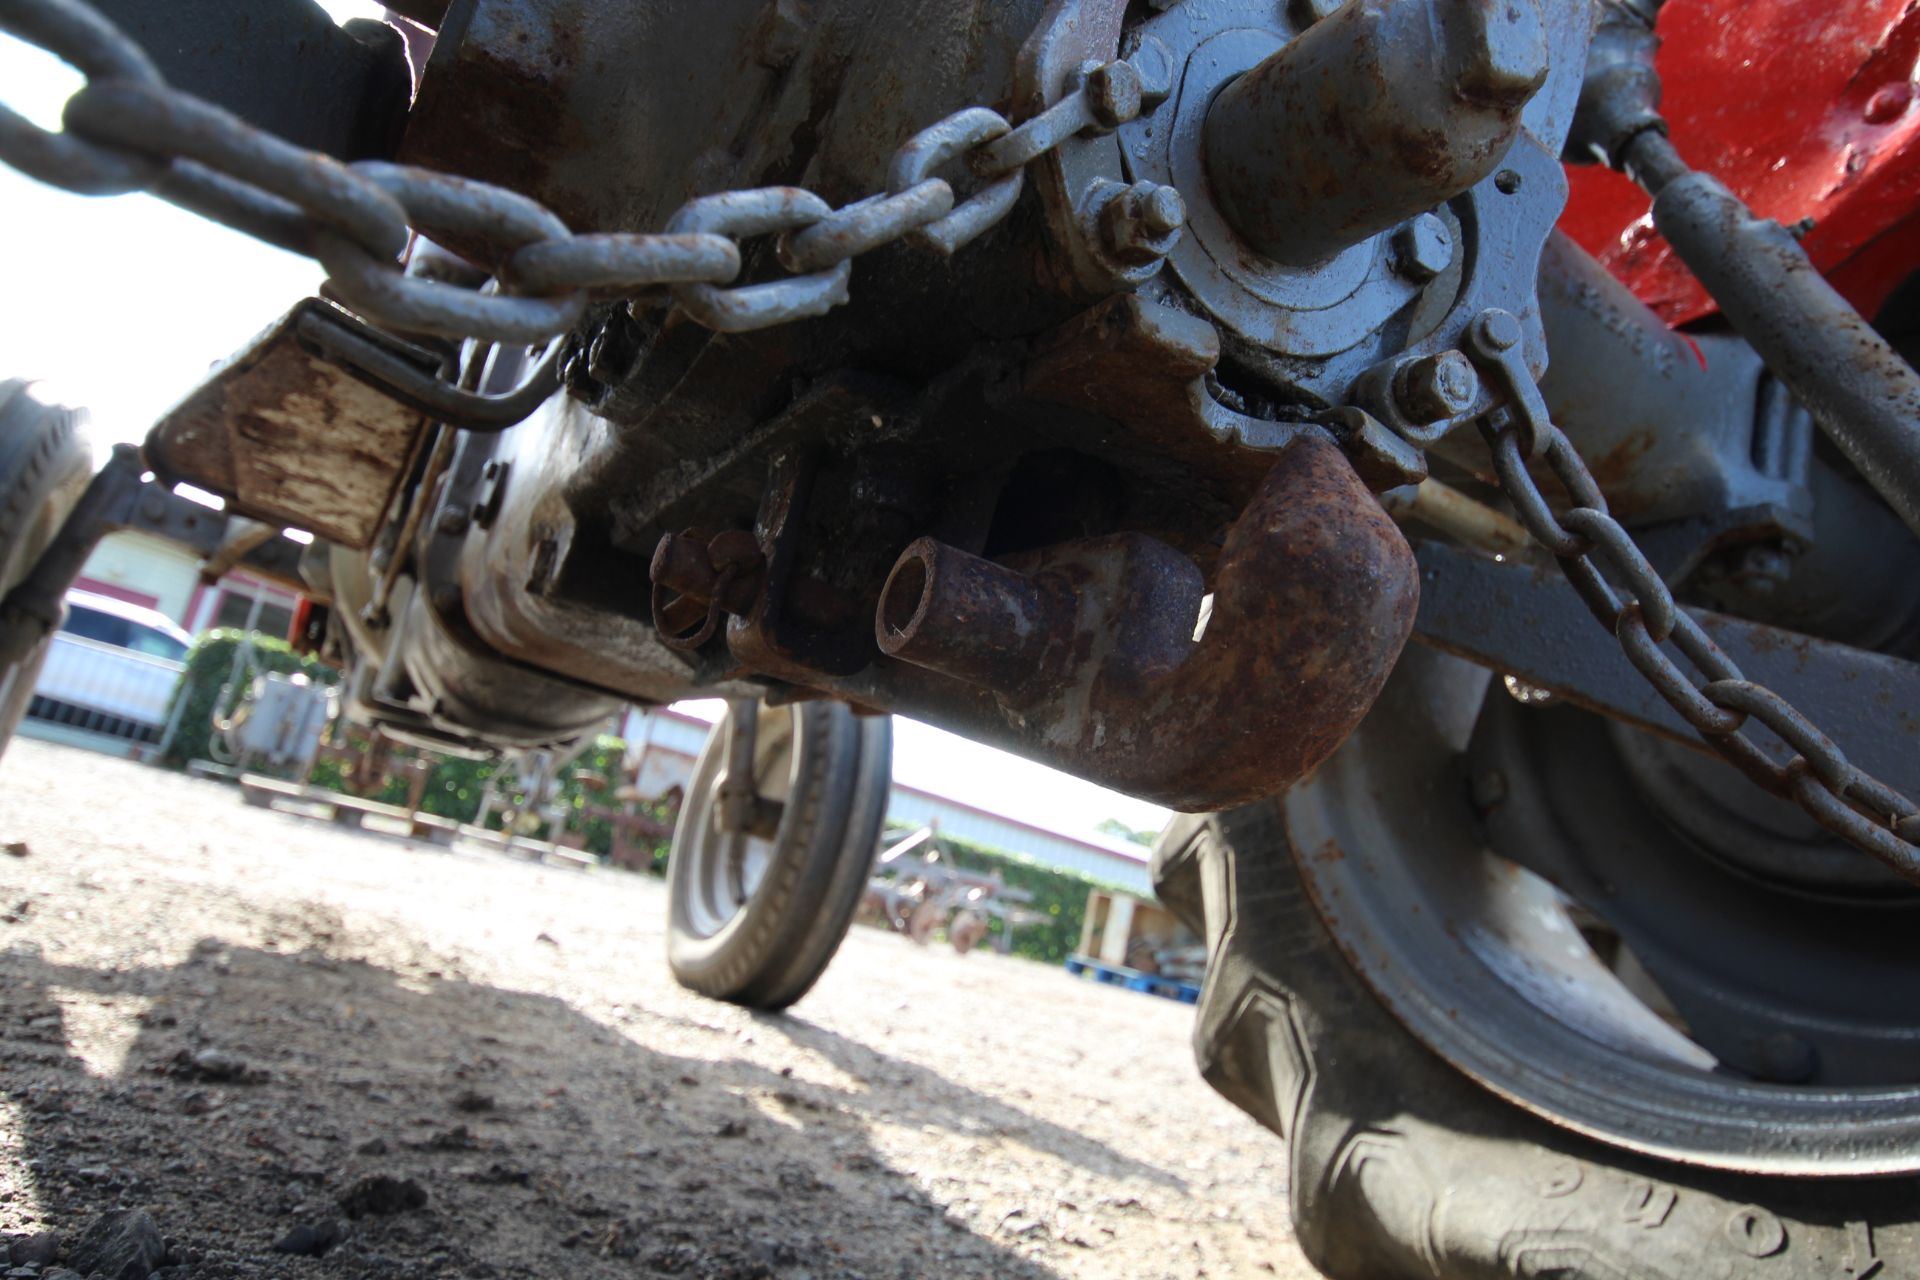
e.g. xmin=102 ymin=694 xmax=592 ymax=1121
xmin=1411 ymin=539 xmax=1920 ymax=803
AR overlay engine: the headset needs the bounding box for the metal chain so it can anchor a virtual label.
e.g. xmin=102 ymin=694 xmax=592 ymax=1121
xmin=1465 ymin=308 xmax=1920 ymax=884
xmin=0 ymin=0 xmax=1148 ymax=345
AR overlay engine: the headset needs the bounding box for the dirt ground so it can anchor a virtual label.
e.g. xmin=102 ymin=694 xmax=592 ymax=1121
xmin=0 ymin=738 xmax=1314 ymax=1280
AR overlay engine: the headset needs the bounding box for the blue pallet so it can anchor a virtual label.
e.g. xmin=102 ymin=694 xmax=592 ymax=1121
xmin=1064 ymin=955 xmax=1201 ymax=1004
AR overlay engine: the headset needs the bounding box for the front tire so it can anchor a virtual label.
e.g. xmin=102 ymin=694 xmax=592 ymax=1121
xmin=666 ymin=701 xmax=891 ymax=1010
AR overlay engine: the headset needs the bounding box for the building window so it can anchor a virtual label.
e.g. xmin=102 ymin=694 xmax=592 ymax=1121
xmin=213 ymin=590 xmax=294 ymax=640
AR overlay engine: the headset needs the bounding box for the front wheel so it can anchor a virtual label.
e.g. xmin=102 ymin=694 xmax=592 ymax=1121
xmin=666 ymin=699 xmax=891 ymax=1010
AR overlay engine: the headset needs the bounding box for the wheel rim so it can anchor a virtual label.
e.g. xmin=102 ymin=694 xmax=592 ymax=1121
xmin=670 ymin=705 xmax=798 ymax=942
xmin=1286 ymin=645 xmax=1920 ymax=1175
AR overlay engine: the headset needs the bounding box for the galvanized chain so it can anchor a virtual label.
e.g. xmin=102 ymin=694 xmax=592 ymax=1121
xmin=1465 ymin=308 xmax=1920 ymax=884
xmin=0 ymin=0 xmax=1151 ymax=344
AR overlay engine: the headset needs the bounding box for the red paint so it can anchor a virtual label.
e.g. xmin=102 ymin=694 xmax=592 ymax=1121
xmin=72 ymin=576 xmax=161 ymax=611
xmin=183 ymin=580 xmax=209 ymax=631
xmin=1560 ymin=0 xmax=1920 ymax=326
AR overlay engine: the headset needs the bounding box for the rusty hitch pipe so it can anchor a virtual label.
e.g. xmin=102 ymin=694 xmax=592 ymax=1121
xmin=872 ymin=434 xmax=1421 ymax=811
xmin=877 ymin=543 xmax=1071 ymax=695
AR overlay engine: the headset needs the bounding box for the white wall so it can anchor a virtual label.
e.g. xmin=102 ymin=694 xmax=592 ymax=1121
xmin=78 ymin=531 xmax=202 ymax=623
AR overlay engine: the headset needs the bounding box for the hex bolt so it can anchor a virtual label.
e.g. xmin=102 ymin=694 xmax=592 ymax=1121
xmin=1395 ymin=351 xmax=1480 ymax=424
xmin=1097 ymin=180 xmax=1186 ymax=268
xmin=1127 ymin=34 xmax=1176 ymax=109
xmin=435 ymin=508 xmax=471 ymax=537
xmin=1393 ymin=214 xmax=1454 ymax=283
xmin=1084 ymin=60 xmax=1145 ymax=130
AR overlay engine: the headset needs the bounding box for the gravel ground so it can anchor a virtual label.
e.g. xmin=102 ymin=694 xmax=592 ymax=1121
xmin=0 ymin=738 xmax=1312 ymax=1280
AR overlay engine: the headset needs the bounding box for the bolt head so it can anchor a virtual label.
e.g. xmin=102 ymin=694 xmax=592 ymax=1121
xmin=1290 ymin=0 xmax=1344 ymax=24
xmin=1451 ymin=0 xmax=1550 ymax=106
xmin=1097 ymin=181 xmax=1184 ymax=268
xmin=1085 ymin=60 xmax=1144 ymax=129
xmin=1396 ymin=350 xmax=1480 ymax=423
xmin=1475 ymin=309 xmax=1524 ymax=352
xmin=1140 ymin=184 xmax=1187 ymax=235
xmin=1392 ymin=214 xmax=1454 ymax=283
xmin=1127 ymin=35 xmax=1176 ymax=109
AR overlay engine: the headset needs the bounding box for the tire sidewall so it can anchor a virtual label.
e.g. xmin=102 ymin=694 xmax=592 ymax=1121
xmin=665 ymin=702 xmax=859 ymax=994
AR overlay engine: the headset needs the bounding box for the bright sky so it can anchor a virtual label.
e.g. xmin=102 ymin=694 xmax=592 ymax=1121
xmin=0 ymin=11 xmax=1172 ymax=844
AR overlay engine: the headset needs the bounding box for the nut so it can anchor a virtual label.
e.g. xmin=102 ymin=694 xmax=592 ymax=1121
xmin=1394 ymin=351 xmax=1480 ymax=424
xmin=1392 ymin=214 xmax=1454 ymax=282
xmin=1097 ymin=181 xmax=1186 ymax=268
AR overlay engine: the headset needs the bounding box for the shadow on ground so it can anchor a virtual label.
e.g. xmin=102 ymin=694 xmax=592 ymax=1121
xmin=0 ymin=914 xmax=1140 ymax=1279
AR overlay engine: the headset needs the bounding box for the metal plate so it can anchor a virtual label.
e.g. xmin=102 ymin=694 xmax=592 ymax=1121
xmin=145 ymin=299 xmax=434 ymax=549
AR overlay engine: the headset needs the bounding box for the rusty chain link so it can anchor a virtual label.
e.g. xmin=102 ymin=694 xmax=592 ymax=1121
xmin=0 ymin=0 xmax=1148 ymax=346
xmin=1466 ymin=308 xmax=1920 ymax=884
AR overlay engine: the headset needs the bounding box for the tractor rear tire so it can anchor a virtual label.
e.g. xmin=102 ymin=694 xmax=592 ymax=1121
xmin=0 ymin=381 xmax=92 ymax=763
xmin=1152 ymin=802 xmax=1920 ymax=1280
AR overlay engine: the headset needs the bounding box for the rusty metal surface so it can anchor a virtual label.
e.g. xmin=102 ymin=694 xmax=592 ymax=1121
xmin=1640 ymin=151 xmax=1920 ymax=542
xmin=1202 ymin=0 xmax=1547 ymax=267
xmin=1535 ymin=231 xmax=1813 ymax=530
xmin=1412 ymin=539 xmax=1920 ymax=804
xmin=144 ymin=299 xmax=434 ymax=549
xmin=1022 ymin=294 xmax=1314 ymax=484
xmin=404 ymin=0 xmax=1043 ymax=240
xmin=860 ymin=434 xmax=1418 ymax=810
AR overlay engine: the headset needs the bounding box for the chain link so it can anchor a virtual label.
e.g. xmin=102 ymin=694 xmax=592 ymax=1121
xmin=1466 ymin=309 xmax=1920 ymax=884
xmin=0 ymin=0 xmax=1147 ymax=344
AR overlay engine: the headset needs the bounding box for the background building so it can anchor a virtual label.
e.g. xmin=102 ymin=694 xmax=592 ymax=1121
xmin=75 ymin=529 xmax=302 ymax=638
xmin=620 ymin=706 xmax=1154 ymax=895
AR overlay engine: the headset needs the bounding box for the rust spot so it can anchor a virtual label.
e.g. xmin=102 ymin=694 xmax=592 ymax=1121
xmin=1580 ymin=430 xmax=1659 ymax=518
